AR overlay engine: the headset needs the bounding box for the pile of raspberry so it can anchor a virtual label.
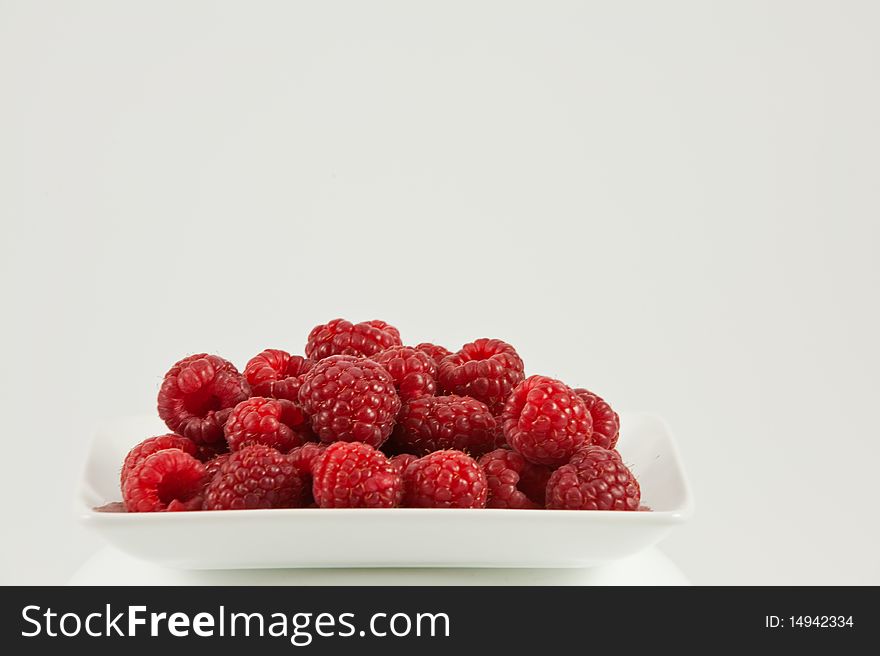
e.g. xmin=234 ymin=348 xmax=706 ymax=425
xmin=117 ymin=318 xmax=642 ymax=513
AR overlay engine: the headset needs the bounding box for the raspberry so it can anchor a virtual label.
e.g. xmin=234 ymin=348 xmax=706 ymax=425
xmin=120 ymin=434 xmax=197 ymax=486
xmin=288 ymin=442 xmax=327 ymax=478
xmin=573 ymin=388 xmax=620 ymax=449
xmin=372 ymin=346 xmax=437 ymax=401
xmin=203 ymin=444 xmax=304 ymax=510
xmin=546 ymin=445 xmax=640 ymax=510
xmin=167 ymin=352 xmax=240 ymax=376
xmin=288 ymin=441 xmax=327 ymax=505
xmin=224 ymin=396 xmax=313 ymax=453
xmin=413 ymin=342 xmax=452 ymax=366
xmin=403 ymin=450 xmax=488 ymax=508
xmin=437 ymin=338 xmax=525 ymax=412
xmin=311 ymin=441 xmax=402 ymax=508
xmin=364 ymin=320 xmax=401 ymax=343
xmin=502 ymin=375 xmax=592 ymax=466
xmin=204 ymin=453 xmax=230 ymax=480
xmin=244 ymin=349 xmax=315 ymax=401
xmin=157 ymin=354 xmax=250 ymax=444
xmin=305 ymin=318 xmax=402 ymax=361
xmin=122 ymin=449 xmax=207 ymax=512
xmin=390 ymin=453 xmax=418 ymax=475
xmin=298 ymin=355 xmax=400 ymax=447
xmin=389 ymin=395 xmax=501 ymax=457
xmin=479 ymin=448 xmax=551 ymax=509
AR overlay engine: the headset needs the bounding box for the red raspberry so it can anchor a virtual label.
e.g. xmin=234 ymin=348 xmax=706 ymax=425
xmin=413 ymin=342 xmax=452 ymax=366
xmin=479 ymin=448 xmax=551 ymax=509
xmin=546 ymin=445 xmax=640 ymax=510
xmin=244 ymin=349 xmax=315 ymax=402
xmin=166 ymin=352 xmax=240 ymax=376
xmin=157 ymin=354 xmax=250 ymax=444
xmin=364 ymin=320 xmax=401 ymax=343
xmin=120 ymin=434 xmax=197 ymax=486
xmin=390 ymin=453 xmax=418 ymax=475
xmin=502 ymin=375 xmax=592 ymax=466
xmin=288 ymin=441 xmax=327 ymax=478
xmin=390 ymin=395 xmax=501 ymax=457
xmin=298 ymin=355 xmax=400 ymax=447
xmin=437 ymin=338 xmax=525 ymax=412
xmin=403 ymin=450 xmax=488 ymax=508
xmin=573 ymin=388 xmax=620 ymax=449
xmin=305 ymin=318 xmax=402 ymax=361
xmin=203 ymin=444 xmax=304 ymax=510
xmin=122 ymin=448 xmax=207 ymax=512
xmin=311 ymin=441 xmax=402 ymax=508
xmin=288 ymin=441 xmax=327 ymax=505
xmin=204 ymin=453 xmax=230 ymax=480
xmin=372 ymin=346 xmax=437 ymax=401
xmin=224 ymin=396 xmax=313 ymax=453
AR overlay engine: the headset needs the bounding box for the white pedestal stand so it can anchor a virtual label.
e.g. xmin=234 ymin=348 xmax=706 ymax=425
xmin=70 ymin=546 xmax=689 ymax=585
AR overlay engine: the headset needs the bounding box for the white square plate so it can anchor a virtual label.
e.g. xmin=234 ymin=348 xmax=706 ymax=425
xmin=78 ymin=413 xmax=693 ymax=569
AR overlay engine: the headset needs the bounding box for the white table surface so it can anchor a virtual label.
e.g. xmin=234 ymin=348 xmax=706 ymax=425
xmin=69 ymin=546 xmax=689 ymax=586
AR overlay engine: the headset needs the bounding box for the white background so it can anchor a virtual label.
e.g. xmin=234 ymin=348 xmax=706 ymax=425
xmin=1 ymin=1 xmax=878 ymax=585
